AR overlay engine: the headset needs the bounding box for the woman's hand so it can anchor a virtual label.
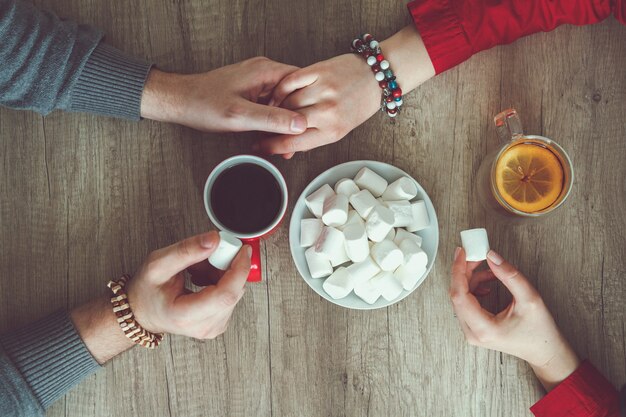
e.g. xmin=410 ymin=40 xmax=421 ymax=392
xmin=255 ymin=53 xmax=381 ymax=158
xmin=126 ymin=231 xmax=251 ymax=340
xmin=140 ymin=57 xmax=308 ymax=135
xmin=450 ymin=248 xmax=580 ymax=391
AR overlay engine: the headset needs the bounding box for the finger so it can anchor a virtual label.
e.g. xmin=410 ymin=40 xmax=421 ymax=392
xmin=148 ymin=232 xmax=219 ymax=282
xmin=281 ymin=85 xmax=322 ymax=110
xmin=256 ymin=60 xmax=300 ymax=95
xmin=257 ymin=128 xmax=336 ymax=156
xmin=466 ymin=260 xmax=483 ymax=275
xmin=283 ymin=152 xmax=295 ymax=159
xmin=450 ymin=247 xmax=494 ymax=328
xmin=486 ymin=250 xmax=540 ymax=303
xmin=468 ymin=269 xmax=496 ymax=292
xmin=270 ymin=69 xmax=319 ymax=107
xmin=232 ymin=100 xmax=307 ymax=135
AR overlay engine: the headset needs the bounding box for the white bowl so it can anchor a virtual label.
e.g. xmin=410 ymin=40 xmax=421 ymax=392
xmin=289 ymin=160 xmax=439 ymax=310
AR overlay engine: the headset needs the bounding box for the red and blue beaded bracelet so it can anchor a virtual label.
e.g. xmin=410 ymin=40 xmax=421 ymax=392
xmin=351 ymin=33 xmax=403 ymax=118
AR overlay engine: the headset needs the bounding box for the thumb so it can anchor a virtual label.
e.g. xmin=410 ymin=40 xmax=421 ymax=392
xmin=148 ymin=232 xmax=220 ymax=283
xmin=237 ymin=101 xmax=307 ymax=134
xmin=486 ymin=250 xmax=539 ymax=303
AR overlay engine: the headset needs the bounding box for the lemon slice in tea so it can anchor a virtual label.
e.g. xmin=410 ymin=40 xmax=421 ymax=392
xmin=495 ymin=143 xmax=564 ymax=213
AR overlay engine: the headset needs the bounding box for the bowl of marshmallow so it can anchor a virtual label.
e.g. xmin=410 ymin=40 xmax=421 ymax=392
xmin=289 ymin=160 xmax=439 ymax=310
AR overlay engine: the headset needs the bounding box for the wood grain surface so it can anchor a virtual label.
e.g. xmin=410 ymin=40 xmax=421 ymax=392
xmin=0 ymin=0 xmax=624 ymax=416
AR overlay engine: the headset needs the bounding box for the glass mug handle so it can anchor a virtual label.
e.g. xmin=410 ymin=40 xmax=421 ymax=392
xmin=494 ymin=108 xmax=524 ymax=144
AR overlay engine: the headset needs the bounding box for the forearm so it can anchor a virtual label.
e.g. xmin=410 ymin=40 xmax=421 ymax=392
xmin=70 ymin=296 xmax=136 ymax=364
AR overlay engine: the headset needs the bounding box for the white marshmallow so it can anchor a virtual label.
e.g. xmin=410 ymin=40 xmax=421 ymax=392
xmin=399 ymin=239 xmax=428 ymax=271
xmin=406 ymin=200 xmax=430 ymax=232
xmin=314 ymin=227 xmax=345 ymax=260
xmin=371 ymin=240 xmax=404 ymax=271
xmin=209 ymin=231 xmax=243 ymax=270
xmin=393 ymin=228 xmax=423 ymax=247
xmin=365 ymin=205 xmax=395 ymax=242
xmin=334 ymin=178 xmax=360 ymax=197
xmin=322 ymin=194 xmax=349 ymax=227
xmin=349 ymin=189 xmax=378 ymax=219
xmin=305 ymin=247 xmax=333 ymax=279
xmin=343 ymin=223 xmax=370 ymax=263
xmin=382 ymin=177 xmax=418 ymax=201
xmin=322 ymin=267 xmax=353 ymax=299
xmin=300 ymin=218 xmax=323 ymax=247
xmin=373 ymin=271 xmax=404 ymax=301
xmin=460 ymin=228 xmax=490 ymax=262
xmin=394 ymin=263 xmax=427 ymax=291
xmin=376 ymin=197 xmax=385 ymax=204
xmin=338 ymin=210 xmax=364 ymax=231
xmin=305 ymin=184 xmax=335 ymax=218
xmin=384 ymin=227 xmax=396 ymax=241
xmin=384 ymin=200 xmax=414 ymax=227
xmin=329 ymin=242 xmax=350 ymax=267
xmin=354 ymin=275 xmax=383 ymax=305
xmin=346 ymin=256 xmax=381 ymax=287
xmin=354 ymin=167 xmax=388 ymax=197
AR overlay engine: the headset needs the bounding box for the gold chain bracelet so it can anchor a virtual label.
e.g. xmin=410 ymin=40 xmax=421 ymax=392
xmin=107 ymin=275 xmax=164 ymax=349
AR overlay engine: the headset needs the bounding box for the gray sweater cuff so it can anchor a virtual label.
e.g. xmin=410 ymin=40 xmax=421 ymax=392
xmin=0 ymin=310 xmax=101 ymax=409
xmin=68 ymin=42 xmax=153 ymax=120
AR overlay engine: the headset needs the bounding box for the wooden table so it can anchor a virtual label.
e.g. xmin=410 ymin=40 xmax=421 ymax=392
xmin=1 ymin=0 xmax=625 ymax=415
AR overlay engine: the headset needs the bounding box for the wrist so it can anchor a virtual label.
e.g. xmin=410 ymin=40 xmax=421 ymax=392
xmin=70 ymin=297 xmax=135 ymax=364
xmin=530 ymin=339 xmax=580 ymax=392
xmin=140 ymin=68 xmax=187 ymax=123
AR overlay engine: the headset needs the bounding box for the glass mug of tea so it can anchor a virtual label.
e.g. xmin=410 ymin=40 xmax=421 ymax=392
xmin=476 ymin=108 xmax=574 ymax=221
xmin=204 ymin=155 xmax=288 ymax=281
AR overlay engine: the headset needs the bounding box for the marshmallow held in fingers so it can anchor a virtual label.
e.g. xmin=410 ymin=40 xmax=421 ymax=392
xmin=384 ymin=200 xmax=413 ymax=227
xmin=305 ymin=247 xmax=333 ymax=279
xmin=371 ymin=240 xmax=404 ymax=271
xmin=349 ymin=189 xmax=378 ymax=219
xmin=322 ymin=194 xmax=349 ymax=227
xmin=394 ymin=263 xmax=427 ymax=291
xmin=346 ymin=256 xmax=381 ymax=287
xmin=399 ymin=239 xmax=428 ymax=270
xmin=393 ymin=228 xmax=423 ymax=247
xmin=305 ymin=184 xmax=335 ymax=218
xmin=460 ymin=228 xmax=490 ymax=262
xmin=339 ymin=210 xmax=364 ymax=231
xmin=354 ymin=167 xmax=388 ymax=197
xmin=406 ymin=200 xmax=430 ymax=232
xmin=322 ymin=267 xmax=353 ymax=299
xmin=343 ymin=223 xmax=370 ymax=263
xmin=208 ymin=231 xmax=243 ymax=270
xmin=365 ymin=205 xmax=395 ymax=242
xmin=315 ymin=226 xmax=345 ymax=259
xmin=382 ymin=177 xmax=418 ymax=201
xmin=334 ymin=178 xmax=360 ymax=197
xmin=300 ymin=218 xmax=323 ymax=248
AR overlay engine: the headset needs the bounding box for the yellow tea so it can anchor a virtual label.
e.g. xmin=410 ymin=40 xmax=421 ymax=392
xmin=494 ymin=142 xmax=565 ymax=213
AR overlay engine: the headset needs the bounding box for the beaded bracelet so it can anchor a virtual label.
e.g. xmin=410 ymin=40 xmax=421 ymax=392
xmin=351 ymin=33 xmax=403 ymax=118
xmin=107 ymin=275 xmax=164 ymax=349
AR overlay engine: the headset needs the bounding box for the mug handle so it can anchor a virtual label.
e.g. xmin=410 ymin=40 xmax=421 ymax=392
xmin=242 ymin=238 xmax=262 ymax=282
xmin=494 ymin=108 xmax=524 ymax=143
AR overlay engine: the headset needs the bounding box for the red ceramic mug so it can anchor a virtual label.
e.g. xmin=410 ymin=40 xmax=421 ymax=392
xmin=203 ymin=155 xmax=288 ymax=282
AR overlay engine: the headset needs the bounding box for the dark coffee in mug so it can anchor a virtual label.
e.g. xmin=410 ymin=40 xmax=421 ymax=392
xmin=210 ymin=163 xmax=283 ymax=234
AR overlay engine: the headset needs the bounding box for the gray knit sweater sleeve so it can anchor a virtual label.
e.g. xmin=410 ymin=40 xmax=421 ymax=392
xmin=0 ymin=0 xmax=152 ymax=119
xmin=0 ymin=311 xmax=101 ymax=416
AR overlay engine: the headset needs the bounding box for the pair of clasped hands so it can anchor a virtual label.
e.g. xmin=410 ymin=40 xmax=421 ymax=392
xmin=111 ymin=27 xmax=579 ymax=391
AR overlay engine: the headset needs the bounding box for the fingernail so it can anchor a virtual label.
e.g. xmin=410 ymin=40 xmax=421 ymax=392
xmin=245 ymin=245 xmax=252 ymax=258
xmin=487 ymin=250 xmax=504 ymax=265
xmin=201 ymin=233 xmax=216 ymax=249
xmin=454 ymin=247 xmax=461 ymax=260
xmin=290 ymin=116 xmax=307 ymax=133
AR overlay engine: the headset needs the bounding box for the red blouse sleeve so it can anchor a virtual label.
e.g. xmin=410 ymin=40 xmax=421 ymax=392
xmin=530 ymin=360 xmax=620 ymax=417
xmin=407 ymin=0 xmax=626 ymax=74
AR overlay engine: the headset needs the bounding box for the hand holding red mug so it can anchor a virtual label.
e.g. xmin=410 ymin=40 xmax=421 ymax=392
xmin=450 ymin=248 xmax=580 ymax=391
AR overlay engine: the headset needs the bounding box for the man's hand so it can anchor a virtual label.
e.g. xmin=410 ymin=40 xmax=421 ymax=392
xmin=140 ymin=57 xmax=308 ymax=134
xmin=450 ymin=248 xmax=580 ymax=391
xmin=70 ymin=231 xmax=250 ymax=364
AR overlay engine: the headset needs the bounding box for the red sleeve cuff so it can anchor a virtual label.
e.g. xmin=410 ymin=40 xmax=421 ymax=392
xmin=530 ymin=360 xmax=620 ymax=417
xmin=406 ymin=0 xmax=472 ymax=74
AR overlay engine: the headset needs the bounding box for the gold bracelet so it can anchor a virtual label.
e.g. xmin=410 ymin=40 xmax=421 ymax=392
xmin=107 ymin=275 xmax=164 ymax=349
